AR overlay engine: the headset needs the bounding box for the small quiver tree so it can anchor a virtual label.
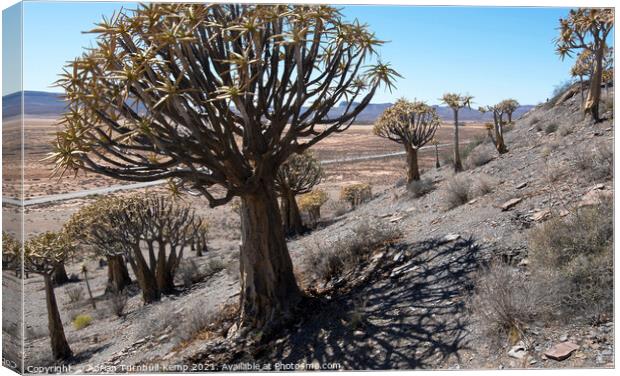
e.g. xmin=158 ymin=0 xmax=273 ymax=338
xmin=374 ymin=99 xmax=440 ymax=182
xmin=23 ymin=232 xmax=74 ymax=360
xmin=298 ymin=189 xmax=329 ymax=227
xmin=431 ymin=138 xmax=440 ymax=169
xmin=50 ymin=3 xmax=399 ymax=331
xmin=479 ymin=103 xmax=508 ymax=154
xmin=275 ymin=152 xmax=323 ymax=236
xmin=441 ymin=93 xmax=474 ymax=172
xmin=190 ymin=220 xmax=209 ymax=257
xmin=340 ymin=183 xmax=372 ymax=209
xmin=2 ymin=231 xmax=20 ymax=274
xmin=556 ymin=8 xmax=614 ymax=122
xmin=502 ymin=99 xmax=520 ymax=124
xmin=64 ymin=199 xmax=132 ymax=294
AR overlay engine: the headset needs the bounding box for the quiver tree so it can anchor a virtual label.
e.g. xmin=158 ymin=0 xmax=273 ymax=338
xmin=50 ymin=3 xmax=398 ymax=332
xmin=479 ymin=103 xmax=508 ymax=154
xmin=340 ymin=183 xmax=372 ymax=208
xmin=190 ymin=221 xmax=209 ymax=257
xmin=374 ymin=99 xmax=440 ymax=182
xmin=2 ymin=231 xmax=20 ymax=273
xmin=22 ymin=232 xmax=74 ymax=360
xmin=64 ymin=199 xmax=132 ymax=293
xmin=502 ymin=99 xmax=520 ymax=123
xmin=298 ymin=189 xmax=329 ymax=226
xmin=431 ymin=138 xmax=440 ymax=169
xmin=441 ymin=93 xmax=474 ymax=172
xmin=556 ymin=8 xmax=614 ymax=122
xmin=275 ymin=152 xmax=323 ymax=236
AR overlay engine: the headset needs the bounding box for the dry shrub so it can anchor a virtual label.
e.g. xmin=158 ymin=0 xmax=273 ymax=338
xmin=470 ymin=260 xmax=554 ymax=342
xmin=406 ymin=178 xmax=435 ymax=198
xmin=65 ymin=285 xmax=84 ymax=304
xmin=558 ymin=124 xmax=573 ymax=136
xmin=443 ymin=175 xmax=472 ymax=209
xmin=544 ymin=122 xmax=558 ymax=134
xmin=574 ymin=142 xmax=613 ymax=181
xmin=465 ymin=147 xmax=494 ymax=169
xmin=178 ymin=258 xmax=225 ymax=289
xmin=109 ymin=289 xmax=128 ymax=317
xmin=304 ymin=220 xmax=401 ymax=284
xmin=72 ymin=314 xmax=93 ymax=330
xmin=528 ymin=201 xmax=613 ymax=322
xmin=471 ymin=175 xmax=494 ymax=197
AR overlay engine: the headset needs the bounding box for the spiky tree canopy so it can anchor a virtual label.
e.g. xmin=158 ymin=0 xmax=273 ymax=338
xmin=23 ymin=232 xmax=74 ymax=275
xmin=441 ymin=93 xmax=474 ymax=112
xmin=50 ymin=4 xmax=399 ymax=207
xmin=65 ymin=195 xmax=205 ymax=256
xmin=500 ymin=99 xmax=519 ymax=113
xmin=556 ymin=8 xmax=613 ymax=59
xmin=373 ymin=99 xmax=440 ymax=148
xmin=275 ymin=152 xmax=323 ymax=195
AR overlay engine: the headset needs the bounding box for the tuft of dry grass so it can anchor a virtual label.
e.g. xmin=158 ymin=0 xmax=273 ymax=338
xmin=406 ymin=178 xmax=435 ymax=198
xmin=470 ymin=260 xmax=554 ymax=342
xmin=574 ymin=142 xmax=613 ymax=181
xmin=303 ymin=220 xmax=401 ymax=285
xmin=528 ymin=200 xmax=613 ymax=322
xmin=443 ymin=175 xmax=472 ymax=209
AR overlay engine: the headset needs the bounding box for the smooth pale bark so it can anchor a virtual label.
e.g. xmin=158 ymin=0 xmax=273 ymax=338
xmin=83 ymin=270 xmax=96 ymax=310
xmin=584 ymin=47 xmax=604 ymax=122
xmin=52 ymin=263 xmax=69 ymax=286
xmin=405 ymin=146 xmax=420 ymax=183
xmin=238 ymin=177 xmax=302 ymax=333
xmin=493 ymin=113 xmax=508 ymax=154
xmin=43 ymin=274 xmax=72 ymax=360
xmin=106 ymin=255 xmax=131 ymax=293
xmin=452 ymin=109 xmax=463 ymax=172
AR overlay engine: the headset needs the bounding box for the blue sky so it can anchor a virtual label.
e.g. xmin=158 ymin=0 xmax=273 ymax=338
xmin=12 ymin=2 xmax=609 ymax=105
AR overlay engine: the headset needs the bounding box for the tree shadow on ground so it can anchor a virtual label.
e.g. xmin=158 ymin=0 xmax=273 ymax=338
xmin=258 ymin=236 xmax=487 ymax=370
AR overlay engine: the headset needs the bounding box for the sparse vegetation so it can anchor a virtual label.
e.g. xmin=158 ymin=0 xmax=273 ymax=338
xmin=109 ymin=289 xmax=128 ymax=318
xmin=72 ymin=314 xmax=93 ymax=330
xmin=65 ymin=285 xmax=84 ymax=304
xmin=406 ymin=178 xmax=435 ymax=198
xmin=304 ymin=221 xmax=401 ymax=284
xmin=465 ymin=146 xmax=494 ymax=169
xmin=471 ymin=260 xmax=555 ymax=342
xmin=529 ymin=201 xmax=613 ymax=321
xmin=574 ymin=143 xmax=613 ymax=181
xmin=443 ymin=176 xmax=473 ymax=209
xmin=544 ymin=122 xmax=559 ymax=134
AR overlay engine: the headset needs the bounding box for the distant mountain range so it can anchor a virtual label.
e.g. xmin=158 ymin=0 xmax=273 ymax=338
xmin=3 ymin=91 xmax=534 ymax=123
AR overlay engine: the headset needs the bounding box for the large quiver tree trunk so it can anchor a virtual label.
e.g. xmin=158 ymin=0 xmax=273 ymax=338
xmin=238 ymin=178 xmax=302 ymax=334
xmin=453 ymin=110 xmax=463 ymax=172
xmin=43 ymin=274 xmax=72 ymax=360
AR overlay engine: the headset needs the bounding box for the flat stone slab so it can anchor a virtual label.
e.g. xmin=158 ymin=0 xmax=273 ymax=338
xmin=544 ymin=342 xmax=579 ymax=361
xmin=531 ymin=209 xmax=551 ymax=222
xmin=516 ymin=182 xmax=528 ymax=189
xmin=501 ymin=198 xmax=522 ymax=211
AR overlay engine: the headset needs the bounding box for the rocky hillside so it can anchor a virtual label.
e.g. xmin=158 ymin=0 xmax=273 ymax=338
xmin=168 ymin=86 xmax=613 ymax=370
